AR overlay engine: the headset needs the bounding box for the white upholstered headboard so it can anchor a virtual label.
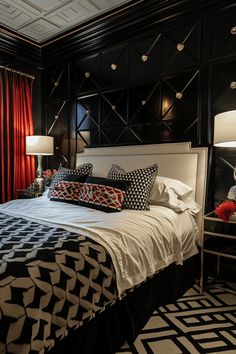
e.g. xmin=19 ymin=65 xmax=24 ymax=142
xmin=76 ymin=142 xmax=208 ymax=230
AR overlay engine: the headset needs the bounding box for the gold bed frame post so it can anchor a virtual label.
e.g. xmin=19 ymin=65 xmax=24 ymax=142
xmin=200 ymin=216 xmax=205 ymax=295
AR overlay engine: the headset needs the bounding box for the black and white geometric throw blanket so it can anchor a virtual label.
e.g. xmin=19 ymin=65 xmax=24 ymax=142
xmin=0 ymin=212 xmax=117 ymax=354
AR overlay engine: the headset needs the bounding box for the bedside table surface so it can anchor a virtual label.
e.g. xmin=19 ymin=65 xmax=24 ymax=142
xmin=203 ymin=210 xmax=236 ymax=224
xmin=16 ymin=189 xmax=43 ymax=197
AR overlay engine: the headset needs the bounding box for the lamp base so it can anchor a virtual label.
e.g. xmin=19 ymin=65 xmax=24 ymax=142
xmin=33 ymin=177 xmax=45 ymax=192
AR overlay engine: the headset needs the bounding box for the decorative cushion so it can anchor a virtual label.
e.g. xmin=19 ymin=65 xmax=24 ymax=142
xmin=78 ymin=176 xmax=131 ymax=212
xmin=107 ymin=164 xmax=158 ymax=210
xmin=48 ymin=163 xmax=93 ymax=197
xmin=50 ymin=181 xmax=83 ymax=204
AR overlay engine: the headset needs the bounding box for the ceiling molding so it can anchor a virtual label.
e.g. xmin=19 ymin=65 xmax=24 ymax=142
xmin=0 ymin=26 xmax=40 ymax=47
xmin=42 ymin=0 xmax=231 ymax=65
xmin=0 ymin=28 xmax=41 ymax=66
xmin=0 ymin=0 xmax=234 ymax=67
xmin=0 ymin=0 xmax=136 ymax=43
xmin=40 ymin=0 xmax=144 ymax=47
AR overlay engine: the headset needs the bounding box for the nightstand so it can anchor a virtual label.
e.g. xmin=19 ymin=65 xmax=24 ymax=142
xmin=16 ymin=188 xmax=43 ymax=199
xmin=200 ymin=211 xmax=236 ymax=294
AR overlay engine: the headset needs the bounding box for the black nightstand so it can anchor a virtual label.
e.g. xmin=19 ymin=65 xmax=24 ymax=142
xmin=16 ymin=188 xmax=43 ymax=199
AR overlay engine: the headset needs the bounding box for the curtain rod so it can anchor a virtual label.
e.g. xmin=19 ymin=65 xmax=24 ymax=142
xmin=0 ymin=65 xmax=35 ymax=80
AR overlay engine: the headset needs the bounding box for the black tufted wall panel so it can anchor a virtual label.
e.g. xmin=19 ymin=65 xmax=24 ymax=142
xmin=75 ymin=69 xmax=201 ymax=147
xmin=45 ymin=98 xmax=76 ymax=168
xmin=43 ymin=0 xmax=236 ymax=208
xmin=210 ymin=1 xmax=236 ymax=202
xmin=45 ymin=64 xmax=69 ymax=100
xmin=211 ymin=4 xmax=236 ymax=60
xmin=162 ymin=21 xmax=201 ymax=73
xmin=71 ymin=18 xmax=203 ymax=150
xmin=73 ymin=19 xmax=201 ymax=94
xmin=211 ymin=60 xmax=236 ymax=115
xmin=211 ymin=58 xmax=236 ymax=205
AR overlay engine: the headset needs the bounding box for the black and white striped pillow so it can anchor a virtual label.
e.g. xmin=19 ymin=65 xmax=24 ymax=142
xmin=107 ymin=164 xmax=158 ymax=210
xmin=48 ymin=163 xmax=93 ymax=197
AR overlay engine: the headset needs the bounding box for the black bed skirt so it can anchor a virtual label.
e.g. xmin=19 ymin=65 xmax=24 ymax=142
xmin=48 ymin=255 xmax=197 ymax=354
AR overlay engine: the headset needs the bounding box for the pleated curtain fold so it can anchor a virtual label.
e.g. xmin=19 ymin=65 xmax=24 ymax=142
xmin=0 ymin=70 xmax=35 ymax=203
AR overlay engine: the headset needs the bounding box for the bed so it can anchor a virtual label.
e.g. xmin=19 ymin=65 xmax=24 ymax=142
xmin=0 ymin=142 xmax=208 ymax=354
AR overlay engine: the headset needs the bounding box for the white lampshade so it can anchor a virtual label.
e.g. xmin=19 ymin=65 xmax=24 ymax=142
xmin=214 ymin=110 xmax=236 ymax=147
xmin=26 ymin=135 xmax=54 ymax=155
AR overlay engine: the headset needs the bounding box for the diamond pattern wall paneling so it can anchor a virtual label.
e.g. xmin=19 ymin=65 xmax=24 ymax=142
xmin=211 ymin=3 xmax=236 ymax=60
xmin=75 ymin=69 xmax=200 ymax=147
xmin=101 ymin=90 xmax=130 ymax=145
xmin=210 ymin=58 xmax=236 ymax=205
xmin=162 ymin=20 xmax=201 ymax=73
xmin=77 ymin=94 xmax=100 ymax=149
xmin=43 ymin=2 xmax=236 ymax=191
xmin=75 ymin=53 xmax=102 ymax=94
xmin=49 ymin=18 xmax=201 ymax=152
xmin=101 ymin=45 xmax=128 ymax=88
xmin=211 ymin=60 xmax=236 ymax=115
xmin=128 ymin=33 xmax=163 ymax=82
xmin=130 ymin=70 xmax=200 ymax=144
xmin=162 ymin=70 xmax=200 ymax=141
xmin=73 ymin=18 xmax=201 ymax=96
xmin=45 ymin=99 xmax=76 ymax=168
xmin=45 ymin=63 xmax=69 ymax=100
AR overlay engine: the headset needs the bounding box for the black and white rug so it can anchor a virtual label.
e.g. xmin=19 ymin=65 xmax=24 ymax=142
xmin=117 ymin=281 xmax=236 ymax=354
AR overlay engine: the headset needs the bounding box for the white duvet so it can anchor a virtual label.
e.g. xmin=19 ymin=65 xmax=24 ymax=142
xmin=0 ymin=196 xmax=199 ymax=297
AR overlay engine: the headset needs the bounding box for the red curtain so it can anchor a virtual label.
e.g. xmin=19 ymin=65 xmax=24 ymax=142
xmin=0 ymin=70 xmax=35 ymax=203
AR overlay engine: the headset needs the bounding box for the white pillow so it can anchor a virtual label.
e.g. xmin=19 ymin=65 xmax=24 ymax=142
xmin=183 ymin=197 xmax=201 ymax=215
xmin=149 ymin=176 xmax=193 ymax=203
xmin=149 ymin=181 xmax=200 ymax=214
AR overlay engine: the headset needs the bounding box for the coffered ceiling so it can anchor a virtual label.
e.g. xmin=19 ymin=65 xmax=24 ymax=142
xmin=0 ymin=0 xmax=132 ymax=43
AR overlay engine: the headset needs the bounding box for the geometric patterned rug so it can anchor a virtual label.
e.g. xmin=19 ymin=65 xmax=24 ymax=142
xmin=116 ymin=281 xmax=236 ymax=354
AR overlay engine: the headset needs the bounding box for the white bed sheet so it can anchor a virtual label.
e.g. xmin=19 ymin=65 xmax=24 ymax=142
xmin=0 ymin=196 xmax=199 ymax=297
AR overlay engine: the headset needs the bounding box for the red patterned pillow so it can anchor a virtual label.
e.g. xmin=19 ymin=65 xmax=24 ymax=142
xmin=50 ymin=181 xmax=83 ymax=204
xmin=79 ymin=177 xmax=130 ymax=212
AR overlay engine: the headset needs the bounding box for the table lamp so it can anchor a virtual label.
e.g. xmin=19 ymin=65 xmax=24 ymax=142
xmin=214 ymin=110 xmax=236 ymax=148
xmin=214 ymin=110 xmax=236 ymax=199
xmin=26 ymin=135 xmax=54 ymax=191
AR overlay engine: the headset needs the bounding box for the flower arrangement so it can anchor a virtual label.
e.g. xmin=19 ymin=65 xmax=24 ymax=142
xmin=215 ymin=200 xmax=236 ymax=222
xmin=43 ymin=169 xmax=58 ymax=186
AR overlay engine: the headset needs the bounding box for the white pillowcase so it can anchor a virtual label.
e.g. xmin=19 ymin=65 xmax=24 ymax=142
xmin=183 ymin=197 xmax=201 ymax=215
xmin=149 ymin=176 xmax=193 ymax=203
xmin=149 ymin=182 xmax=200 ymax=214
xmin=148 ymin=176 xmax=200 ymax=214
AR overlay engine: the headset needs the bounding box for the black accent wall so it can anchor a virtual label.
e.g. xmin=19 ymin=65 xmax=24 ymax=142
xmin=2 ymin=0 xmax=236 ymax=208
xmin=39 ymin=0 xmax=236 ymax=209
